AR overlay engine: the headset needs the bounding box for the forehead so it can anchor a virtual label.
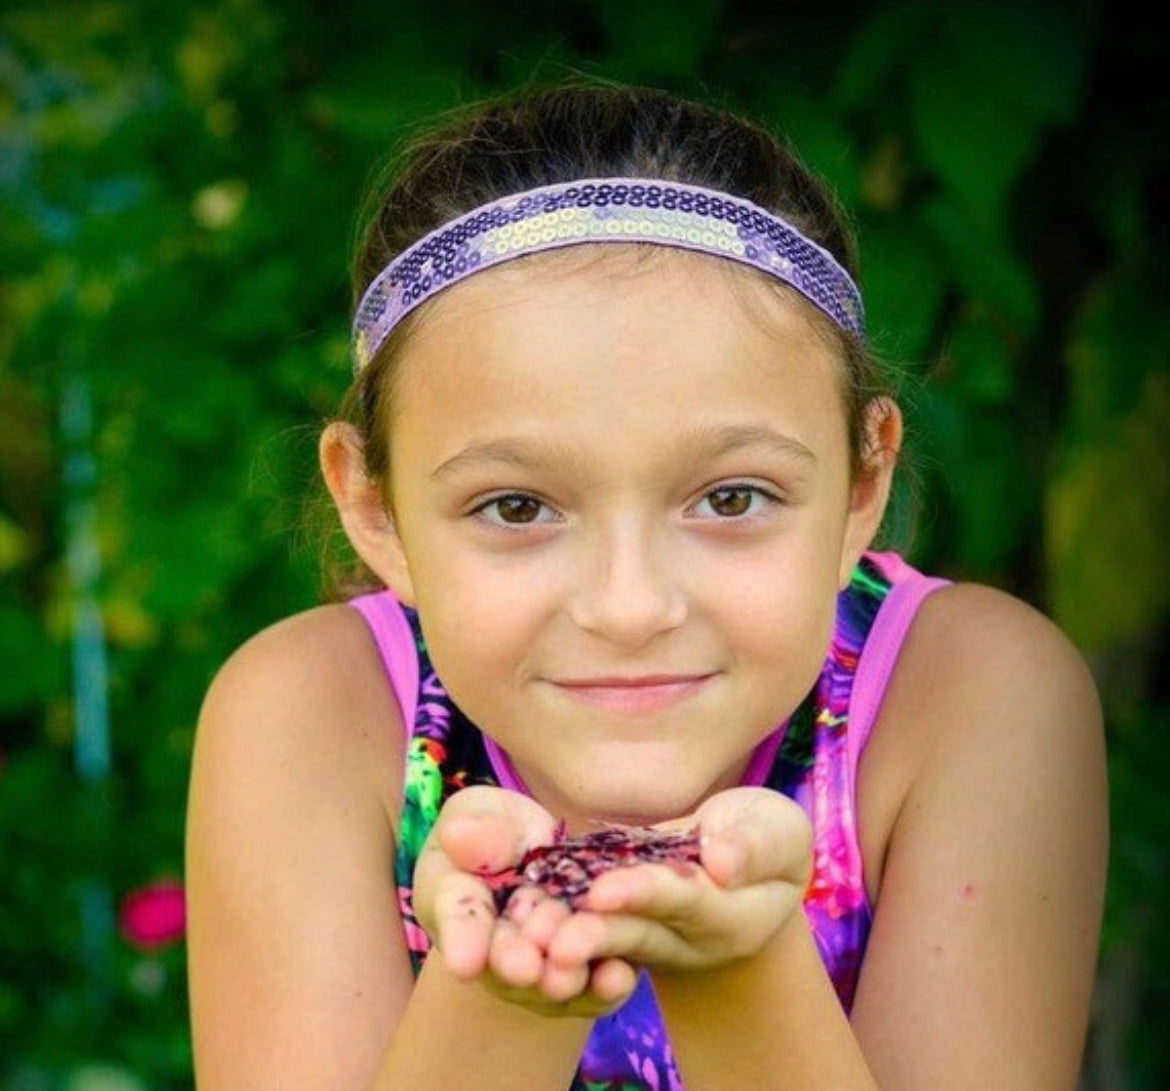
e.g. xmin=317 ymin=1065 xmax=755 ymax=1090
xmin=407 ymin=244 xmax=845 ymax=363
xmin=387 ymin=245 xmax=849 ymax=436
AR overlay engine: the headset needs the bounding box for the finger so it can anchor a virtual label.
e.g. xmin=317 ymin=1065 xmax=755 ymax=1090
xmin=560 ymin=876 xmax=805 ymax=969
xmin=549 ymin=909 xmax=690 ymax=969
xmin=584 ymin=858 xmax=710 ymax=917
xmin=414 ymin=788 xmax=558 ymax=938
xmin=486 ymin=917 xmax=597 ymax=1005
xmin=587 ymin=957 xmax=640 ymax=1005
xmin=699 ymin=831 xmax=749 ymax=889
xmin=513 ymin=899 xmax=594 ymax=1002
xmin=536 ymin=952 xmax=592 ymax=1003
xmin=606 ymin=864 xmax=802 ymax=938
xmin=512 ymin=888 xmax=573 ymax=948
xmin=437 ymin=785 xmax=560 ymax=875
xmin=486 ymin=916 xmax=545 ymax=989
xmin=481 ymin=971 xmax=635 ymax=1020
xmin=430 ymin=874 xmax=498 ymax=980
xmin=695 ymin=787 xmax=812 ymax=889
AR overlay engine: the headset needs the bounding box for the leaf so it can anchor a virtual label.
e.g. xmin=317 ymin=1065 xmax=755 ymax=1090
xmin=595 ymin=0 xmax=722 ymax=76
xmin=908 ymin=1 xmax=1093 ymax=222
xmin=953 ymin=416 xmax=1035 ymax=576
xmin=941 ymin=313 xmax=1016 ymax=405
xmin=1046 ymin=368 xmax=1170 ymax=651
xmin=834 ymin=2 xmax=928 ymax=113
xmin=1065 ymin=260 xmax=1169 ymax=436
xmin=858 ymin=217 xmax=946 ymax=361
xmin=0 ymin=600 xmax=64 ymax=712
xmin=0 ymin=515 xmax=32 ymax=572
xmin=922 ymin=195 xmax=1040 ymax=334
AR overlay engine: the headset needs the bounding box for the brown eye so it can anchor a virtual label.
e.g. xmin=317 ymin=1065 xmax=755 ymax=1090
xmin=487 ymin=495 xmax=545 ymax=524
xmin=705 ymin=486 xmax=754 ymax=517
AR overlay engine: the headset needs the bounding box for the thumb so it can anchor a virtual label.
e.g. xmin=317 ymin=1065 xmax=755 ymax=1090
xmin=412 ymin=787 xmax=558 ymax=969
xmin=434 ymin=785 xmax=560 ymax=875
xmin=695 ymin=787 xmax=812 ymax=890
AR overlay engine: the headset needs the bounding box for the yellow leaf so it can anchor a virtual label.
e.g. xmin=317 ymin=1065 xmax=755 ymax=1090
xmin=191 ymin=179 xmax=248 ymax=231
xmin=103 ymin=595 xmax=159 ymax=649
xmin=0 ymin=515 xmax=31 ymax=572
xmin=1046 ymin=370 xmax=1170 ymax=651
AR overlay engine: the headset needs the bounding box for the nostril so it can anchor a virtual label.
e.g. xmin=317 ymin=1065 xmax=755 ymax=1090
xmin=567 ymin=528 xmax=688 ymax=644
xmin=569 ymin=574 xmax=687 ymax=646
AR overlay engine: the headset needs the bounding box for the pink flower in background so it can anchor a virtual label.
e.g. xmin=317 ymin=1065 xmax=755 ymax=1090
xmin=119 ymin=880 xmax=186 ymax=950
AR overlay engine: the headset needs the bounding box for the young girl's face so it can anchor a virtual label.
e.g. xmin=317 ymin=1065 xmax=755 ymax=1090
xmin=376 ymin=249 xmax=883 ymax=829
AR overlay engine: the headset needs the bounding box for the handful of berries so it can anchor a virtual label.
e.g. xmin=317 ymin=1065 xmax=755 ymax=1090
xmin=484 ymin=824 xmax=702 ymax=912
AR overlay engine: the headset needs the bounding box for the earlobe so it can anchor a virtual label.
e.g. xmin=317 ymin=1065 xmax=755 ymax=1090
xmin=839 ymin=398 xmax=902 ymax=587
xmin=319 ymin=422 xmax=416 ymax=604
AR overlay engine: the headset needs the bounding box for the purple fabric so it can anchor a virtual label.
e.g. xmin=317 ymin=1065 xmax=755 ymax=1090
xmin=351 ymin=178 xmax=865 ymax=371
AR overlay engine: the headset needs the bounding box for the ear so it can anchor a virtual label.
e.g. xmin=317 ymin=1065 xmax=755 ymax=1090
xmin=838 ymin=398 xmax=902 ymax=587
xmin=319 ymin=422 xmax=416 ymax=605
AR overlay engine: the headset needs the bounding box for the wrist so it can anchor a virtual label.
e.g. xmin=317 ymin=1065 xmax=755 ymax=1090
xmin=648 ymin=916 xmax=881 ymax=1091
xmin=649 ymin=907 xmax=810 ymax=1000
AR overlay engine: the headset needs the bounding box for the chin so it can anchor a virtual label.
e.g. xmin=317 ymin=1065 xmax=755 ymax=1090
xmin=560 ymin=778 xmax=709 ymax=830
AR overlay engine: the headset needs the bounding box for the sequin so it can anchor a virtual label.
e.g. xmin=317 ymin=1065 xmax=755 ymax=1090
xmin=351 ymin=178 xmax=865 ymax=371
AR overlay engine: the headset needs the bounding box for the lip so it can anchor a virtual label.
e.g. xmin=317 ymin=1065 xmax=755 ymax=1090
xmin=550 ymin=673 xmax=715 ymax=715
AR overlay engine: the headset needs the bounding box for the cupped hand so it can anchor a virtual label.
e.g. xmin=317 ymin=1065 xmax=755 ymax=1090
xmin=412 ymin=785 xmax=639 ymax=1016
xmin=544 ymin=787 xmax=813 ymax=974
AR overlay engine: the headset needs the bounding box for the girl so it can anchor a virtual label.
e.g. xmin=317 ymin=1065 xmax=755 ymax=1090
xmin=185 ymin=82 xmax=1108 ymax=1090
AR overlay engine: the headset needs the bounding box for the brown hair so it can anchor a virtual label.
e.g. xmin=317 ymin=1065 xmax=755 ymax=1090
xmin=324 ymin=80 xmax=901 ymax=597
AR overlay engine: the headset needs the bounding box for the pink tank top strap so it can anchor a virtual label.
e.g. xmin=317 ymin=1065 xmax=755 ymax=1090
xmin=848 ymin=552 xmax=950 ymax=774
xmin=348 ymin=591 xmax=419 ymax=750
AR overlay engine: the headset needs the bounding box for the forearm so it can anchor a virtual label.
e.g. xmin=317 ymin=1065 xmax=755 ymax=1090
xmin=653 ymin=914 xmax=881 ymax=1091
xmin=370 ymin=952 xmax=593 ymax=1091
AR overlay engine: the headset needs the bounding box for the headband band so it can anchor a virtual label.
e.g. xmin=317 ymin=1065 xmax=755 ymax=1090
xmin=351 ymin=178 xmax=865 ymax=371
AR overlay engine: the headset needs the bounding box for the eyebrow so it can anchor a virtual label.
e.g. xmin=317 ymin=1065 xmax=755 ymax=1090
xmin=682 ymin=422 xmax=817 ymax=465
xmin=430 ymin=423 xmax=816 ymax=482
xmin=431 ymin=439 xmax=581 ymax=481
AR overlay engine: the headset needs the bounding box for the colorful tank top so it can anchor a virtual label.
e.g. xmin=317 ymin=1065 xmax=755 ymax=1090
xmin=350 ymin=551 xmax=947 ymax=1091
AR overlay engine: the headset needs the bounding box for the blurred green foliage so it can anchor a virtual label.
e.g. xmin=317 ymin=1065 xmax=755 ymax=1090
xmin=1 ymin=0 xmax=1166 ymax=1087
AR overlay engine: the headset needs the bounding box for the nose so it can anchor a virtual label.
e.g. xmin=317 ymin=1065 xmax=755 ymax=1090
xmin=568 ymin=522 xmax=688 ymax=648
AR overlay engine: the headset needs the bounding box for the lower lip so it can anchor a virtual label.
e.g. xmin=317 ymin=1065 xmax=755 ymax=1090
xmin=553 ymin=677 xmax=713 ymax=715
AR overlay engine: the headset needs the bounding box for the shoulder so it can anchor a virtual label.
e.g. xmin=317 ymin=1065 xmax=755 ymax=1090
xmin=908 ymin=580 xmax=1106 ymax=828
xmin=203 ymin=600 xmax=393 ymax=704
xmin=898 ymin=579 xmax=1102 ymax=737
xmin=859 ymin=579 xmax=1107 ymax=894
xmin=187 ymin=603 xmax=417 ymax=1087
xmin=193 ymin=601 xmax=406 ymax=828
xmin=851 ymin=582 xmax=1108 ymax=1085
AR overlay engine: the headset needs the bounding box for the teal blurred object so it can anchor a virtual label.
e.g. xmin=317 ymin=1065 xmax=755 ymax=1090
xmin=61 ymin=321 xmax=115 ymax=1015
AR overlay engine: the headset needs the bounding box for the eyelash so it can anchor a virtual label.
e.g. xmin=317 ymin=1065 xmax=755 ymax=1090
xmin=688 ymin=483 xmax=783 ymax=520
xmin=470 ymin=482 xmax=783 ymax=528
xmin=471 ymin=493 xmax=562 ymax=527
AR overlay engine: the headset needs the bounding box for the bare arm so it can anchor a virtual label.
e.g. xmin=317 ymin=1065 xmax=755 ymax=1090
xmin=186 ymin=607 xmax=599 ymax=1091
xmin=186 ymin=606 xmax=411 ymax=1089
xmin=850 ymin=583 xmax=1108 ymax=1089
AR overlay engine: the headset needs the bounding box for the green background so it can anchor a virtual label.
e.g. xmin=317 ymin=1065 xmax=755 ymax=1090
xmin=1 ymin=0 xmax=1166 ymax=1087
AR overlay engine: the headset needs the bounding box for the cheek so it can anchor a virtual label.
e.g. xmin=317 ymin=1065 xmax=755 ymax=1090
xmin=407 ymin=563 xmax=547 ymax=713
xmin=711 ymin=542 xmax=841 ymax=674
xmin=743 ymin=583 xmax=836 ymax=664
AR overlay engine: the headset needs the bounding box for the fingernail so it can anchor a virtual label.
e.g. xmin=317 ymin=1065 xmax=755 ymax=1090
xmin=504 ymin=887 xmax=539 ymax=924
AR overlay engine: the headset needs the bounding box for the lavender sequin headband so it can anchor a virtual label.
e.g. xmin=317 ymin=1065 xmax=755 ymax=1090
xmin=351 ymin=178 xmax=865 ymax=372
